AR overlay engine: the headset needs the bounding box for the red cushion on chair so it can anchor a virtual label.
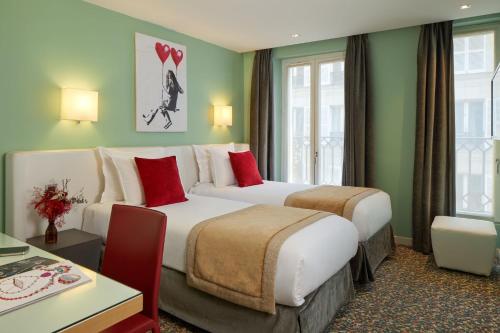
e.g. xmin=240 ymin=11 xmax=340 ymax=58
xmin=135 ymin=156 xmax=188 ymax=207
xmin=228 ymin=151 xmax=263 ymax=187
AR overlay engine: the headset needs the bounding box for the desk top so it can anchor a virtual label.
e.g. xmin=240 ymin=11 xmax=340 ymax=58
xmin=0 ymin=233 xmax=141 ymax=332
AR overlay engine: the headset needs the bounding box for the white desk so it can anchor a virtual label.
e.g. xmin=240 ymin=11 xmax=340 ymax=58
xmin=0 ymin=233 xmax=143 ymax=332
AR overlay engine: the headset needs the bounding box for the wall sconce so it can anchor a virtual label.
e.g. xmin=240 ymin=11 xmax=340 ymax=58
xmin=61 ymin=88 xmax=98 ymax=122
xmin=213 ymin=105 xmax=232 ymax=126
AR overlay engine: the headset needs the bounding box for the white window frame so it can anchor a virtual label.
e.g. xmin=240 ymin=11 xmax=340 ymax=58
xmin=281 ymin=52 xmax=345 ymax=183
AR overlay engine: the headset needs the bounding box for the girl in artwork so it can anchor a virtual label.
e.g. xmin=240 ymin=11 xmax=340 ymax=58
xmin=143 ymin=70 xmax=184 ymax=129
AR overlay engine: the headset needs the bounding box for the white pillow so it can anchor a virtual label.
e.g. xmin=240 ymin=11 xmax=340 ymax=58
xmin=101 ymin=147 xmax=166 ymax=204
xmin=98 ymin=147 xmax=124 ymax=202
xmin=112 ymin=156 xmax=145 ymax=205
xmin=208 ymin=147 xmax=236 ymax=188
xmin=193 ymin=143 xmax=234 ymax=183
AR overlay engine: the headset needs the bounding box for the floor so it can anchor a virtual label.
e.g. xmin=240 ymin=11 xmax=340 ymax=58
xmin=159 ymin=246 xmax=500 ymax=332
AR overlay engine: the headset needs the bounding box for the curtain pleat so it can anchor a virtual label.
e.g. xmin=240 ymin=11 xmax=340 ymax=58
xmin=412 ymin=21 xmax=456 ymax=254
xmin=250 ymin=49 xmax=274 ymax=180
xmin=342 ymin=34 xmax=373 ymax=187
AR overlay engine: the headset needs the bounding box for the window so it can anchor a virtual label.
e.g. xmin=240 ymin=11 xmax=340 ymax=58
xmin=456 ymin=100 xmax=487 ymax=137
xmin=283 ymin=53 xmax=345 ymax=185
xmin=454 ymin=31 xmax=495 ymax=215
xmin=454 ymin=32 xmax=494 ymax=74
xmin=291 ymin=66 xmax=310 ymax=88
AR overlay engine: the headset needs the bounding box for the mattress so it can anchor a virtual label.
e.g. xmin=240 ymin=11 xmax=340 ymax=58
xmin=190 ymin=181 xmax=392 ymax=242
xmin=82 ymin=194 xmax=358 ymax=307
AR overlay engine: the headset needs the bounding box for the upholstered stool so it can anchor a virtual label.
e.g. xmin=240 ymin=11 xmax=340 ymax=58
xmin=431 ymin=216 xmax=497 ymax=276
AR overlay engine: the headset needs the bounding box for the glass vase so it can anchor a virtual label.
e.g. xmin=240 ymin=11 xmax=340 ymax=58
xmin=45 ymin=219 xmax=58 ymax=244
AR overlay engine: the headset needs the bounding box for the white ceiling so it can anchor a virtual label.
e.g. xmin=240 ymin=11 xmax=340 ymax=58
xmin=86 ymin=0 xmax=500 ymax=52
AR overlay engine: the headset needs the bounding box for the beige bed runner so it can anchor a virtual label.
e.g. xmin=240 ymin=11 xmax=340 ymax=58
xmin=284 ymin=185 xmax=379 ymax=220
xmin=186 ymin=204 xmax=330 ymax=314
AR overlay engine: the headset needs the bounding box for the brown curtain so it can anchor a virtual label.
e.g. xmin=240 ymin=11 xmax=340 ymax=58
xmin=342 ymin=34 xmax=373 ymax=187
xmin=250 ymin=49 xmax=274 ymax=180
xmin=412 ymin=21 xmax=456 ymax=254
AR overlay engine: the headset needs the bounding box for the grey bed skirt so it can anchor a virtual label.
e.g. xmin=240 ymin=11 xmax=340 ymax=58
xmin=158 ymin=264 xmax=354 ymax=333
xmin=350 ymin=223 xmax=396 ymax=283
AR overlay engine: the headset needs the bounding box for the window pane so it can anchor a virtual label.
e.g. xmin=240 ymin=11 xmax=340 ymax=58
xmin=456 ymin=101 xmax=465 ymax=136
xmin=321 ymin=63 xmax=333 ymax=86
xmin=467 ymin=100 xmax=485 ymax=137
xmin=454 ymin=36 xmax=465 ymax=52
xmin=318 ymin=61 xmax=344 ymax=185
xmin=453 ymin=31 xmax=494 ymax=215
xmin=454 ymin=53 xmax=465 ymax=72
xmin=468 ymin=51 xmax=485 ymax=71
xmin=468 ymin=35 xmax=484 ymax=51
xmin=495 ymin=99 xmax=500 ymax=137
xmin=288 ymin=65 xmax=311 ymax=184
xmin=304 ymin=66 xmax=310 ymax=87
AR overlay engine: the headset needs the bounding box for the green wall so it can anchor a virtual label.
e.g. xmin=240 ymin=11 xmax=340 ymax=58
xmin=0 ymin=0 xmax=244 ymax=231
xmin=243 ymin=15 xmax=500 ymax=244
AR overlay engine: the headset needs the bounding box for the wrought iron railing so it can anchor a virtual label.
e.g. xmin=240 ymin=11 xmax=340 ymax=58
xmin=290 ymin=135 xmax=344 ymax=185
xmin=291 ymin=137 xmax=311 ymax=184
xmin=318 ymin=135 xmax=344 ymax=185
xmin=455 ymin=136 xmax=494 ymax=214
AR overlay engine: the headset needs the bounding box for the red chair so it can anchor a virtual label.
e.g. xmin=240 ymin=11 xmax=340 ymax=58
xmin=101 ymin=204 xmax=167 ymax=333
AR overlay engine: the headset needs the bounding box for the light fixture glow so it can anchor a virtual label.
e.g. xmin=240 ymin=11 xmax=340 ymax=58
xmin=61 ymin=88 xmax=98 ymax=122
xmin=460 ymin=4 xmax=471 ymax=9
xmin=291 ymin=33 xmax=300 ymax=38
xmin=213 ymin=105 xmax=232 ymax=126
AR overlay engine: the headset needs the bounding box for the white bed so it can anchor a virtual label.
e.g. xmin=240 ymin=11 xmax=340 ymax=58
xmin=190 ymin=181 xmax=392 ymax=242
xmin=82 ymin=194 xmax=359 ymax=308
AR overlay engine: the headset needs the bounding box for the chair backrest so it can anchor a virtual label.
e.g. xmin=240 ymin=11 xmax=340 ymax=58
xmin=101 ymin=204 xmax=167 ymax=322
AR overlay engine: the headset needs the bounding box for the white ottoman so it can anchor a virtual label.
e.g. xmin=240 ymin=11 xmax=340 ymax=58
xmin=431 ymin=216 xmax=497 ymax=276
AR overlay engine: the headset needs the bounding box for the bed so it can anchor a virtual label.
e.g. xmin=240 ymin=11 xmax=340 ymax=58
xmin=5 ymin=145 xmax=359 ymax=333
xmin=83 ymin=194 xmax=358 ymax=332
xmin=190 ymin=180 xmax=394 ymax=282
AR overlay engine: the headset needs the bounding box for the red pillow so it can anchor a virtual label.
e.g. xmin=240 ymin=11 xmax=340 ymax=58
xmin=134 ymin=156 xmax=188 ymax=207
xmin=228 ymin=151 xmax=263 ymax=187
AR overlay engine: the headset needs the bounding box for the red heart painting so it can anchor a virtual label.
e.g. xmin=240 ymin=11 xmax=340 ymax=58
xmin=155 ymin=42 xmax=170 ymax=64
xmin=171 ymin=48 xmax=184 ymax=67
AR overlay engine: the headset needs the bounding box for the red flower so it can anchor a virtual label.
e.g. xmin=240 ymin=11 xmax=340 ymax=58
xmin=31 ymin=180 xmax=87 ymax=228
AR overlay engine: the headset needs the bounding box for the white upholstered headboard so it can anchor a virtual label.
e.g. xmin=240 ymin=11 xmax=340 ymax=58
xmin=5 ymin=143 xmax=249 ymax=240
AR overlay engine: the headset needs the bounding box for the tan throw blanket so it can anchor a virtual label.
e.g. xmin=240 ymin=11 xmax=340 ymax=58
xmin=186 ymin=204 xmax=330 ymax=314
xmin=284 ymin=185 xmax=379 ymax=220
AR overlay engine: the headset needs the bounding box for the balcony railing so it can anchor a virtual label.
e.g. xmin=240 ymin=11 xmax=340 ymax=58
xmin=290 ymin=135 xmax=344 ymax=185
xmin=290 ymin=136 xmax=493 ymax=214
xmin=455 ymin=136 xmax=494 ymax=215
xmin=291 ymin=137 xmax=311 ymax=184
xmin=318 ymin=135 xmax=344 ymax=185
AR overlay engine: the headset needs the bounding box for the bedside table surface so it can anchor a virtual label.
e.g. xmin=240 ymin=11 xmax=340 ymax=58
xmin=26 ymin=228 xmax=101 ymax=250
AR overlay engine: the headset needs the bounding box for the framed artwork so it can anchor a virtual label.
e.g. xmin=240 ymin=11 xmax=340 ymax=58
xmin=135 ymin=32 xmax=187 ymax=132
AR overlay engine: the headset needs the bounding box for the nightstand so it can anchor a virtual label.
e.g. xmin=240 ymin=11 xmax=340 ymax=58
xmin=26 ymin=228 xmax=102 ymax=271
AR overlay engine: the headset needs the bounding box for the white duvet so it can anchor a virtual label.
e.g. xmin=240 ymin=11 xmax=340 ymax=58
xmin=190 ymin=181 xmax=392 ymax=242
xmin=82 ymin=194 xmax=358 ymax=307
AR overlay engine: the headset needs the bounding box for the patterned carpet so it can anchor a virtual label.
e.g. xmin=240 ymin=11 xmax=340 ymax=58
xmin=159 ymin=246 xmax=500 ymax=332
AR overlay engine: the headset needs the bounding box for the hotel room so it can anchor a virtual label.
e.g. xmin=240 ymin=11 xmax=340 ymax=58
xmin=0 ymin=0 xmax=499 ymax=332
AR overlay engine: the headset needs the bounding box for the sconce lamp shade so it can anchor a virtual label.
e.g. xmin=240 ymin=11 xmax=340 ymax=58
xmin=61 ymin=88 xmax=98 ymax=122
xmin=214 ymin=105 xmax=232 ymax=126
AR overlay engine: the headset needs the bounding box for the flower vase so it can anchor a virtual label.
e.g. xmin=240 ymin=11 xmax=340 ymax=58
xmin=45 ymin=219 xmax=58 ymax=244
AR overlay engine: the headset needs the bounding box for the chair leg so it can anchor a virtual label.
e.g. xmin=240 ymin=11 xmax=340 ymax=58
xmin=151 ymin=322 xmax=160 ymax=333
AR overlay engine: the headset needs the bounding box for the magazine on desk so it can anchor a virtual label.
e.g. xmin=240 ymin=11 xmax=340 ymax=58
xmin=0 ymin=256 xmax=58 ymax=279
xmin=0 ymin=259 xmax=91 ymax=315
